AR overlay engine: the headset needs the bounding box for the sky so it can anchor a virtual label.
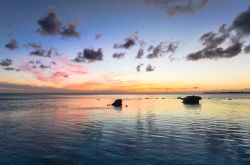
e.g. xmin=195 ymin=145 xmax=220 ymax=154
xmin=0 ymin=0 xmax=250 ymax=93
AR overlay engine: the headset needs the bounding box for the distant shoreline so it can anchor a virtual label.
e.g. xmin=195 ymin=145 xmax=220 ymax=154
xmin=203 ymin=92 xmax=250 ymax=94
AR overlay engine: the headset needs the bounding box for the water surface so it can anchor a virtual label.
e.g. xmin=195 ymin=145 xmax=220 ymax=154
xmin=0 ymin=94 xmax=250 ymax=165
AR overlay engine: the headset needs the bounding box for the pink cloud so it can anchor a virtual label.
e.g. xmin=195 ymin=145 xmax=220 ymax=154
xmin=19 ymin=56 xmax=88 ymax=83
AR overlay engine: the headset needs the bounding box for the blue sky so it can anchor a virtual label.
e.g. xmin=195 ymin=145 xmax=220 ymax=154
xmin=0 ymin=0 xmax=250 ymax=93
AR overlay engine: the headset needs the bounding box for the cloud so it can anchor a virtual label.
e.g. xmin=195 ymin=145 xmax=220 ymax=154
xmin=187 ymin=42 xmax=243 ymax=60
xmin=73 ymin=48 xmax=103 ymax=62
xmin=147 ymin=45 xmax=154 ymax=51
xmin=112 ymin=52 xmax=125 ymax=59
xmin=0 ymin=58 xmax=12 ymax=67
xmin=20 ymin=56 xmax=88 ymax=83
xmin=145 ymin=64 xmax=155 ymax=72
xmin=136 ymin=63 xmax=144 ymax=72
xmin=144 ymin=0 xmax=209 ymax=16
xmin=135 ymin=48 xmax=144 ymax=59
xmin=95 ymin=34 xmax=104 ymax=40
xmin=232 ymin=6 xmax=250 ymax=35
xmin=167 ymin=42 xmax=179 ymax=53
xmin=244 ymin=44 xmax=250 ymax=54
xmin=30 ymin=47 xmax=58 ymax=58
xmin=37 ymin=8 xmax=80 ymax=38
xmin=60 ymin=22 xmax=80 ymax=38
xmin=147 ymin=42 xmax=179 ymax=59
xmin=37 ymin=8 xmax=61 ymax=35
xmin=0 ymin=58 xmax=19 ymax=71
xmin=0 ymin=82 xmax=65 ymax=93
xmin=113 ymin=32 xmax=138 ymax=49
xmin=186 ymin=6 xmax=250 ymax=61
xmin=39 ymin=64 xmax=51 ymax=69
xmin=5 ymin=38 xmax=18 ymax=50
xmin=24 ymin=42 xmax=42 ymax=49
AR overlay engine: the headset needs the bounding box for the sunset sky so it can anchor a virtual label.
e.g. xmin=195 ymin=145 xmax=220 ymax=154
xmin=0 ymin=0 xmax=250 ymax=93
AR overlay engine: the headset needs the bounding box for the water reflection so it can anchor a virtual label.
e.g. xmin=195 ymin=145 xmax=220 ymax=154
xmin=0 ymin=94 xmax=250 ymax=164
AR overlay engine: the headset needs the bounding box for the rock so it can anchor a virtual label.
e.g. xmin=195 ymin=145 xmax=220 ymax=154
xmin=177 ymin=97 xmax=182 ymax=99
xmin=182 ymin=95 xmax=202 ymax=105
xmin=228 ymin=98 xmax=232 ymax=100
xmin=111 ymin=99 xmax=122 ymax=107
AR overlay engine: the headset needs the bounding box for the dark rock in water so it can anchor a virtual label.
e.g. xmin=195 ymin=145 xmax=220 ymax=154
xmin=228 ymin=98 xmax=232 ymax=100
xmin=112 ymin=99 xmax=122 ymax=107
xmin=182 ymin=95 xmax=202 ymax=105
xmin=161 ymin=98 xmax=165 ymax=99
xmin=177 ymin=97 xmax=182 ymax=100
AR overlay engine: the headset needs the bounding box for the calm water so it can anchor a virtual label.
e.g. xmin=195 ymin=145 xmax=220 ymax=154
xmin=0 ymin=94 xmax=250 ymax=165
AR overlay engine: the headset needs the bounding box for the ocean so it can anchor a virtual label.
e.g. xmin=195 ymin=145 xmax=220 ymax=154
xmin=0 ymin=94 xmax=250 ymax=165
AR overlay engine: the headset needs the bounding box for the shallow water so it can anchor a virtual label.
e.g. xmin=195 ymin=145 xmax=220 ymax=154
xmin=0 ymin=94 xmax=250 ymax=165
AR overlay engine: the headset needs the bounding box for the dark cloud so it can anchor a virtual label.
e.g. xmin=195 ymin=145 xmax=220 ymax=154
xmin=244 ymin=44 xmax=250 ymax=54
xmin=232 ymin=6 xmax=250 ymax=35
xmin=30 ymin=47 xmax=58 ymax=58
xmin=73 ymin=48 xmax=103 ymax=62
xmin=37 ymin=8 xmax=80 ymax=38
xmin=37 ymin=9 xmax=61 ymax=36
xmin=135 ymin=48 xmax=144 ymax=59
xmin=5 ymin=38 xmax=18 ymax=50
xmin=145 ymin=64 xmax=155 ymax=72
xmin=83 ymin=48 xmax=103 ymax=62
xmin=0 ymin=58 xmax=12 ymax=67
xmin=136 ymin=63 xmax=144 ymax=72
xmin=39 ymin=64 xmax=51 ymax=69
xmin=112 ymin=52 xmax=125 ymax=59
xmin=30 ymin=48 xmax=52 ymax=58
xmin=187 ymin=42 xmax=243 ymax=60
xmin=73 ymin=52 xmax=85 ymax=63
xmin=147 ymin=42 xmax=178 ymax=59
xmin=147 ymin=45 xmax=154 ymax=51
xmin=60 ymin=22 xmax=80 ymax=38
xmin=114 ymin=32 xmax=138 ymax=49
xmin=199 ymin=31 xmax=229 ymax=49
xmin=144 ymin=0 xmax=209 ymax=16
xmin=0 ymin=58 xmax=19 ymax=71
xmin=167 ymin=42 xmax=179 ymax=53
xmin=186 ymin=6 xmax=250 ymax=61
xmin=95 ymin=34 xmax=104 ymax=40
